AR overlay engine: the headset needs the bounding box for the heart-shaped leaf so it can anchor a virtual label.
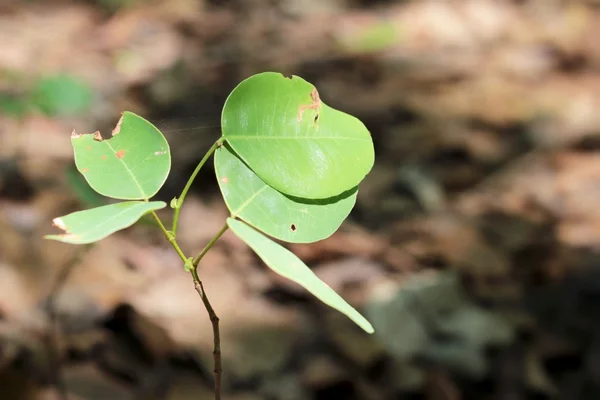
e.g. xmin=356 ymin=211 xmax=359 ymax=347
xmin=227 ymin=218 xmax=374 ymax=333
xmin=71 ymin=111 xmax=171 ymax=200
xmin=216 ymin=144 xmax=357 ymax=243
xmin=45 ymin=201 xmax=166 ymax=244
xmin=222 ymin=72 xmax=374 ymax=199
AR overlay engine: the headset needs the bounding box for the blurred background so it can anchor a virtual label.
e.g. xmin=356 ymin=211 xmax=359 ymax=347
xmin=2 ymin=0 xmax=600 ymax=399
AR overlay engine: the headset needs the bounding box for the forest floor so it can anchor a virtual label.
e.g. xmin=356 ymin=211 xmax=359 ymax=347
xmin=2 ymin=0 xmax=600 ymax=399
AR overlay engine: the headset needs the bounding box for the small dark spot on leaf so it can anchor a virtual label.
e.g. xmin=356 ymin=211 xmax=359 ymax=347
xmin=93 ymin=131 xmax=103 ymax=142
xmin=290 ymin=224 xmax=297 ymax=232
xmin=81 ymin=168 xmax=89 ymax=173
xmin=101 ymin=155 xmax=107 ymax=160
xmin=297 ymin=87 xmax=321 ymax=125
xmin=116 ymin=150 xmax=126 ymax=159
xmin=85 ymin=145 xmax=91 ymax=151
xmin=221 ymin=176 xmax=229 ymax=184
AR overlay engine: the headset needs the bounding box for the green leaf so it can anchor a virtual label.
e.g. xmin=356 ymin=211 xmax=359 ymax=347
xmin=227 ymin=218 xmax=374 ymax=333
xmin=222 ymin=72 xmax=374 ymax=199
xmin=31 ymin=74 xmax=92 ymax=116
xmin=71 ymin=111 xmax=171 ymax=200
xmin=216 ymin=144 xmax=357 ymax=243
xmin=65 ymin=165 xmax=106 ymax=208
xmin=45 ymin=201 xmax=166 ymax=244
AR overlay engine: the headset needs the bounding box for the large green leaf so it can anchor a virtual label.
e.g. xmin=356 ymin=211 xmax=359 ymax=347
xmin=45 ymin=201 xmax=166 ymax=244
xmin=216 ymin=144 xmax=357 ymax=243
xmin=221 ymin=72 xmax=374 ymax=199
xmin=71 ymin=111 xmax=170 ymax=200
xmin=227 ymin=218 xmax=374 ymax=333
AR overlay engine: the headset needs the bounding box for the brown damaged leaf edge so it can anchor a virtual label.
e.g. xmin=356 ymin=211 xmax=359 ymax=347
xmin=111 ymin=113 xmax=124 ymax=136
xmin=72 ymin=113 xmax=124 ymax=143
xmin=51 ymin=217 xmax=80 ymax=241
xmin=297 ymin=87 xmax=322 ymax=126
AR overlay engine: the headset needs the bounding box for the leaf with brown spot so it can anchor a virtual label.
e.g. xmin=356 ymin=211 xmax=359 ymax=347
xmin=222 ymin=72 xmax=374 ymax=199
xmin=71 ymin=111 xmax=171 ymax=200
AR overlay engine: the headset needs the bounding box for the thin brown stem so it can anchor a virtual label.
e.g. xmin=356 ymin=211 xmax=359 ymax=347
xmin=150 ymin=211 xmax=225 ymax=400
xmin=191 ymin=271 xmax=222 ymax=400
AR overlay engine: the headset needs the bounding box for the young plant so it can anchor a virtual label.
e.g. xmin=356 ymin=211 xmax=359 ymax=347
xmin=45 ymin=72 xmax=375 ymax=398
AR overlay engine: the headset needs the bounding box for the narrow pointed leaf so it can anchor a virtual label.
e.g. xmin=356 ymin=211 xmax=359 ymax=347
xmin=222 ymin=72 xmax=374 ymax=199
xmin=71 ymin=111 xmax=171 ymax=200
xmin=45 ymin=201 xmax=166 ymax=244
xmin=227 ymin=218 xmax=374 ymax=333
xmin=216 ymin=144 xmax=357 ymax=243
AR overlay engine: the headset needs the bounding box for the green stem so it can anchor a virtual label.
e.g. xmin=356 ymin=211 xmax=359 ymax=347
xmin=172 ymin=139 xmax=222 ymax=235
xmin=150 ymin=209 xmax=223 ymax=400
xmin=193 ymin=223 xmax=229 ymax=268
xmin=150 ymin=211 xmax=187 ymax=262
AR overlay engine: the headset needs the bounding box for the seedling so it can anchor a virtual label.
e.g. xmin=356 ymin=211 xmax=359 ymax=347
xmin=45 ymin=72 xmax=375 ymax=399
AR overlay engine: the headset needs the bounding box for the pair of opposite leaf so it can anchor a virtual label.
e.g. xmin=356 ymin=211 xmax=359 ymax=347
xmin=46 ymin=72 xmax=376 ymax=333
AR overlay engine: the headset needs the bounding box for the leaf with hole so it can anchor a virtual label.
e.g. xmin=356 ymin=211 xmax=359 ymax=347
xmin=71 ymin=111 xmax=170 ymax=200
xmin=45 ymin=201 xmax=166 ymax=244
xmin=227 ymin=218 xmax=374 ymax=333
xmin=222 ymin=72 xmax=374 ymax=199
xmin=216 ymin=144 xmax=357 ymax=243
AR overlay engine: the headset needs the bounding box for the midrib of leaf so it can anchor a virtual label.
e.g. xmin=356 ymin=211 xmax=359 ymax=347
xmin=104 ymin=140 xmax=148 ymax=200
xmin=65 ymin=203 xmax=145 ymax=239
xmin=232 ymin=185 xmax=269 ymax=216
xmin=227 ymin=136 xmax=369 ymax=141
